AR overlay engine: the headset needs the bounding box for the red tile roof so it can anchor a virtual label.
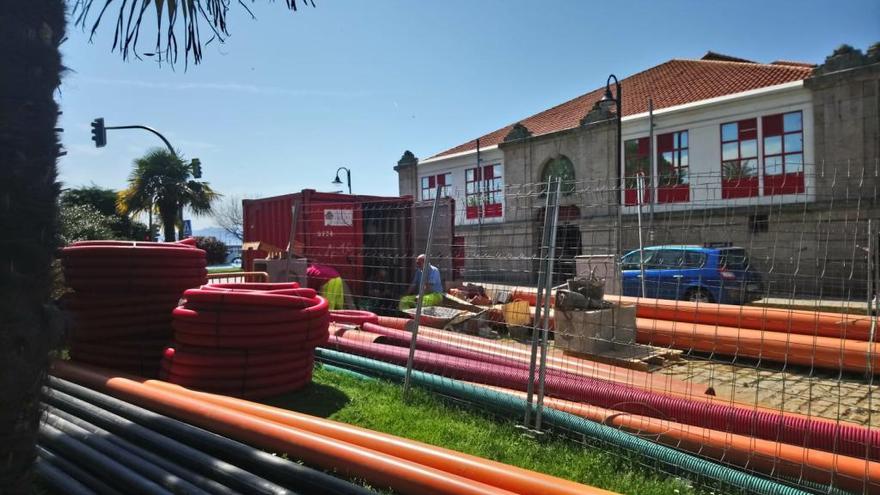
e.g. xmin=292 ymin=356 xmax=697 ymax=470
xmin=430 ymin=58 xmax=814 ymax=159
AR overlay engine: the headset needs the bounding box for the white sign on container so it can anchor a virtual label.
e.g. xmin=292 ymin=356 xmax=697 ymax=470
xmin=324 ymin=209 xmax=353 ymax=227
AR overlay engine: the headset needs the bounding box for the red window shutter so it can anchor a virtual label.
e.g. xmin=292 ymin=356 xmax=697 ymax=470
xmin=762 ymin=114 xmax=783 ymax=136
xmin=428 ymin=176 xmax=436 ymax=188
xmin=637 ymin=137 xmax=650 ymax=156
xmin=739 ymin=118 xmax=757 ymax=140
xmin=657 ymin=133 xmax=673 ymax=152
xmin=437 ymin=174 xmax=446 ymax=186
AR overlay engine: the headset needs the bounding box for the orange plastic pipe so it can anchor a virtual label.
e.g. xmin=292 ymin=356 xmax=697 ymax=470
xmin=470 ymin=382 xmax=880 ymax=494
xmin=141 ymin=379 xmax=617 ymax=495
xmin=51 ymin=361 xmax=519 ymax=495
xmin=613 ymin=295 xmax=875 ymax=341
xmin=505 ymin=287 xmax=874 ymax=341
xmin=636 ymin=317 xmax=880 ymax=374
xmin=375 ymin=316 xmax=707 ymax=397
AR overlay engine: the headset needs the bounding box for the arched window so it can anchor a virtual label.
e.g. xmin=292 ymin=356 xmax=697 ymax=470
xmin=541 ymin=156 xmax=576 ymax=195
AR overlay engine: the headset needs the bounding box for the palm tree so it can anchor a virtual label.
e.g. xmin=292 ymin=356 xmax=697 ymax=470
xmin=1 ymin=3 xmax=309 ymax=490
xmin=118 ymin=148 xmax=219 ymax=242
xmin=0 ymin=4 xmax=66 ymax=492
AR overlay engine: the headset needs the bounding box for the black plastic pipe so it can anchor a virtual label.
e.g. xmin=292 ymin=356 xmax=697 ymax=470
xmin=38 ymin=422 xmax=171 ymax=495
xmin=48 ymin=376 xmax=372 ymax=495
xmin=45 ymin=405 xmax=240 ymax=495
xmin=43 ymin=384 xmax=289 ymax=495
xmin=37 ymin=445 xmax=121 ymax=495
xmin=44 ymin=412 xmax=208 ymax=495
xmin=34 ymin=456 xmax=95 ymax=495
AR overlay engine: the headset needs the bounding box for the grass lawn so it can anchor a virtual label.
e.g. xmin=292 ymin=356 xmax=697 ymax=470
xmin=265 ymin=365 xmax=698 ymax=495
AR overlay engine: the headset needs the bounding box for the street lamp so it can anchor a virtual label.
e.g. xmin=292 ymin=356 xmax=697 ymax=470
xmin=332 ymin=166 xmax=352 ymax=195
xmin=600 ymin=74 xmax=623 ymax=257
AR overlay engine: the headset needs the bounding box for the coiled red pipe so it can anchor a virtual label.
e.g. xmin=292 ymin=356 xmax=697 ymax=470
xmin=325 ymin=335 xmax=880 ymax=460
xmin=61 ymin=240 xmax=207 ymax=376
xmin=162 ymin=282 xmax=330 ymax=398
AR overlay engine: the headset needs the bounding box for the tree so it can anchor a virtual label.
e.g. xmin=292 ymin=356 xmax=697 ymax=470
xmin=195 ymin=236 xmax=230 ymax=265
xmin=118 ymin=148 xmax=219 ymax=243
xmin=61 ymin=185 xmax=152 ymax=240
xmin=2 ymin=2 xmax=310 ymax=491
xmin=213 ymin=195 xmax=245 ymax=241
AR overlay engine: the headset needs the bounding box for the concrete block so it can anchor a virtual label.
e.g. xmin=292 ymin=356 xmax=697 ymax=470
xmin=555 ymin=304 xmax=636 ymax=355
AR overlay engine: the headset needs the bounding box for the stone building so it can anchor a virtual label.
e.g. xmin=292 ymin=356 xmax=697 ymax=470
xmin=395 ymin=45 xmax=880 ymax=298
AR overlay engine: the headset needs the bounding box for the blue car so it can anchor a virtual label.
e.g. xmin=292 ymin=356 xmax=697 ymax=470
xmin=620 ymin=245 xmax=764 ymax=304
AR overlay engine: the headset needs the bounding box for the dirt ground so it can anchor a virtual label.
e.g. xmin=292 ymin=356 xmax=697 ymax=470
xmin=659 ymin=356 xmax=880 ymax=427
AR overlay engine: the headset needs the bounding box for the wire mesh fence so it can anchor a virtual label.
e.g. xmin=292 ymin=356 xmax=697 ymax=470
xmin=251 ymin=162 xmax=879 ymax=494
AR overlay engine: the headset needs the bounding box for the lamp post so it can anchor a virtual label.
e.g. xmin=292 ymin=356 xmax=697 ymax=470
xmin=599 ymin=74 xmax=622 ymax=257
xmin=332 ymin=166 xmax=352 ymax=195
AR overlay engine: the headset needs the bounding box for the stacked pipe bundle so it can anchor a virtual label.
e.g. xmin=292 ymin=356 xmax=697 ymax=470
xmin=161 ymin=282 xmax=330 ymax=398
xmin=61 ymin=239 xmax=207 ymax=376
xmin=324 ymin=318 xmax=880 ymax=493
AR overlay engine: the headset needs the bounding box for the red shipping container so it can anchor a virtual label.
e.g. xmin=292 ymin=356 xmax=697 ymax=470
xmin=242 ymin=190 xmax=414 ymax=298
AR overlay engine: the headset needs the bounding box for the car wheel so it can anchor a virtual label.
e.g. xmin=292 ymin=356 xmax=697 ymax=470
xmin=687 ymin=288 xmax=712 ymax=303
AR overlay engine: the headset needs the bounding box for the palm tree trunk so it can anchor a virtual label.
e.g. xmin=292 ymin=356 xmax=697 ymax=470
xmin=160 ymin=204 xmax=178 ymax=242
xmin=0 ymin=1 xmax=66 ymax=491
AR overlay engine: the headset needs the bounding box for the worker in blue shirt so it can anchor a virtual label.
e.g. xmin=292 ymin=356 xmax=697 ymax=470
xmin=399 ymin=254 xmax=444 ymax=311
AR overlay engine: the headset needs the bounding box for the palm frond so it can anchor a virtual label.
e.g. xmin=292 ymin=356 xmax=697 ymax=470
xmin=72 ymin=0 xmax=316 ymax=67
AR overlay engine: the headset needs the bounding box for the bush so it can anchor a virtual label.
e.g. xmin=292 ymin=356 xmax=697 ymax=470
xmin=59 ymin=203 xmax=114 ymax=245
xmin=194 ymin=236 xmax=228 ymax=265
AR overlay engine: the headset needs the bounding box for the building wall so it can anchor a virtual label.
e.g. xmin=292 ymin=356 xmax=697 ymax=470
xmin=808 ymin=62 xmax=880 ymax=198
xmin=416 ymin=147 xmax=505 ymax=227
xmin=619 ymin=82 xmax=817 ymax=215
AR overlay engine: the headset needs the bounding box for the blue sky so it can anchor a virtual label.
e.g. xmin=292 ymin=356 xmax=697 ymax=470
xmin=58 ymin=0 xmax=879 ymax=230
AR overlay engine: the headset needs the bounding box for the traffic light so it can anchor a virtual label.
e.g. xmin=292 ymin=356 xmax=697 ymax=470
xmin=90 ymin=118 xmax=106 ymax=147
xmin=191 ymin=158 xmax=202 ymax=178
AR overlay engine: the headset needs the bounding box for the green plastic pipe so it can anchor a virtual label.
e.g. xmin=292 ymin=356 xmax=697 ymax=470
xmin=315 ymin=348 xmax=815 ymax=495
xmin=319 ymin=363 xmax=377 ymax=382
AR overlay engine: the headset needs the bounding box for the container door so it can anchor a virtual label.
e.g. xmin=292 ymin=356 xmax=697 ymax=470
xmin=304 ymin=201 xmax=363 ymax=295
xmin=413 ymin=197 xmax=455 ymax=290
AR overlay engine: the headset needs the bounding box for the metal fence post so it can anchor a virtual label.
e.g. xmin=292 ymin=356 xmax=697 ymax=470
xmin=403 ymin=186 xmax=442 ymax=400
xmin=535 ymin=178 xmax=561 ymax=431
xmin=636 ymin=174 xmax=647 ymax=297
xmin=284 ymin=204 xmax=298 ymax=280
xmin=524 ymin=180 xmax=555 ymax=427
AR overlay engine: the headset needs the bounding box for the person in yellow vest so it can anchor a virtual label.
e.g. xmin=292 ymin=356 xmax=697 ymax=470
xmin=399 ymin=254 xmax=444 ymax=311
xmin=306 ymin=263 xmax=346 ymax=310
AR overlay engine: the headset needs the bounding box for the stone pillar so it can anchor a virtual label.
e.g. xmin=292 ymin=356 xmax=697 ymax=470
xmin=394 ymin=150 xmax=419 ymax=198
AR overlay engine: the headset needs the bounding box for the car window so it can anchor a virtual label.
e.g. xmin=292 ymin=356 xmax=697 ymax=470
xmin=621 ymin=250 xmax=653 ymax=270
xmin=650 ymin=249 xmax=684 ymax=269
xmin=719 ymin=249 xmax=749 ymax=270
xmin=684 ymin=251 xmax=707 ymax=268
